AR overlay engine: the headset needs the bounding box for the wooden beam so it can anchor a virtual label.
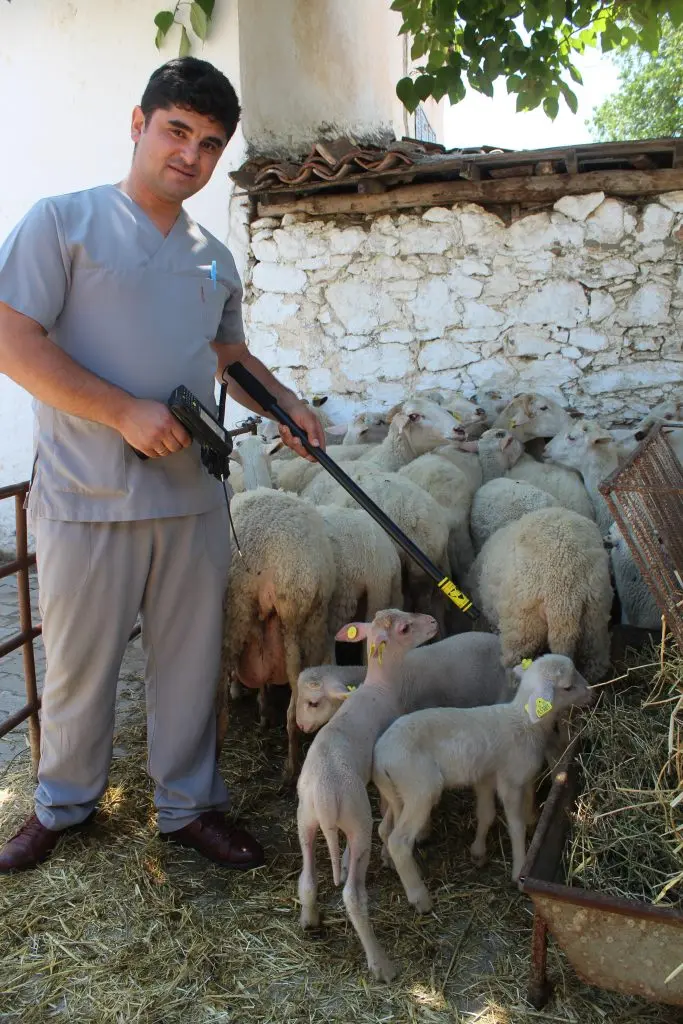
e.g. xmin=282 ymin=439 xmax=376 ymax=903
xmin=257 ymin=168 xmax=683 ymax=218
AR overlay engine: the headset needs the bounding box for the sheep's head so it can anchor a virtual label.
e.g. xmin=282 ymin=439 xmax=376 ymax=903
xmin=295 ymin=668 xmax=361 ymax=733
xmin=633 ymin=398 xmax=683 ymax=441
xmin=342 ymin=410 xmax=390 ymax=445
xmin=494 ymin=393 xmax=571 ymax=442
xmin=513 ymin=654 xmax=593 ymax=723
xmin=391 ymin=398 xmax=465 ymax=453
xmin=443 ymin=394 xmax=488 ymax=436
xmin=466 ymin=428 xmax=524 ymax=471
xmin=336 ymin=609 xmax=438 ymax=670
xmin=543 ymin=419 xmax=614 ymax=471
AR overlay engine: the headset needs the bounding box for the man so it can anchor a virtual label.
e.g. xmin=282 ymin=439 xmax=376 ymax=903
xmin=0 ymin=57 xmax=324 ymax=873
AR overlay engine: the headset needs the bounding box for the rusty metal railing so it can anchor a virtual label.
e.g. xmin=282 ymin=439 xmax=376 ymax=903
xmin=0 ymin=482 xmax=141 ymax=778
xmin=599 ymin=424 xmax=683 ymax=648
xmin=0 ymin=481 xmax=41 ymax=773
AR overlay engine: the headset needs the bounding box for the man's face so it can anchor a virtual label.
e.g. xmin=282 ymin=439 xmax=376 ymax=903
xmin=130 ymin=103 xmax=229 ymax=202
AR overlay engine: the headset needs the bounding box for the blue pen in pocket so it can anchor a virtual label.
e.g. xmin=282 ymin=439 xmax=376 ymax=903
xmin=210 ymin=260 xmax=217 ymax=290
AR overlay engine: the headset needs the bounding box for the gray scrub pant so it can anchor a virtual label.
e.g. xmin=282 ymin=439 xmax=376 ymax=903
xmin=32 ymin=507 xmax=231 ymax=832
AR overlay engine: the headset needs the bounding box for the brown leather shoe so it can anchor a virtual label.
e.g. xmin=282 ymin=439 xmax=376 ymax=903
xmin=161 ymin=811 xmax=265 ymax=870
xmin=0 ymin=813 xmax=78 ymax=873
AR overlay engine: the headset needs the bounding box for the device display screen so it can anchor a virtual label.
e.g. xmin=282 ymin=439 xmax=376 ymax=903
xmin=198 ymin=404 xmax=224 ymax=438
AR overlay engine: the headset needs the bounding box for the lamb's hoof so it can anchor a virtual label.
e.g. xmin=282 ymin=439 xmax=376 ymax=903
xmin=369 ymin=955 xmax=398 ymax=983
xmin=470 ymin=845 xmax=487 ymax=867
xmin=300 ymin=909 xmax=321 ymax=930
xmin=380 ymin=847 xmax=393 ymax=869
xmin=411 ymin=891 xmax=433 ymax=915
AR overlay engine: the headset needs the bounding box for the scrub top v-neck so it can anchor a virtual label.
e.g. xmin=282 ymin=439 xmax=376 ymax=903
xmin=0 ymin=184 xmax=245 ymax=522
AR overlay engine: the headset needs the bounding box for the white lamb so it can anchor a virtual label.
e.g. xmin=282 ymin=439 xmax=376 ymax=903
xmin=296 ymin=631 xmax=511 ymax=734
xmin=372 ymin=654 xmax=593 ymax=913
xmin=468 ymin=506 xmax=613 ymax=679
xmin=355 ymin=398 xmax=465 ymax=470
xmin=606 ymin=522 xmax=662 ymax=630
xmin=297 ymin=609 xmax=438 ymax=982
xmin=397 ymin=453 xmax=476 ymax=574
xmin=493 ymin=392 xmax=572 ymax=443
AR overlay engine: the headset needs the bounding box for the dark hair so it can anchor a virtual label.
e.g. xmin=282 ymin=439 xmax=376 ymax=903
xmin=141 ymin=57 xmax=241 ymax=140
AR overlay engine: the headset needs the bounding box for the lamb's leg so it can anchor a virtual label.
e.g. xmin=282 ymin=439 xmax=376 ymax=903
xmin=523 ymin=779 xmax=538 ymax=830
xmin=470 ymin=779 xmax=497 ymax=866
xmin=497 ymin=777 xmax=527 ymax=882
xmin=343 ymin=829 xmax=397 ymax=982
xmin=285 ymin=691 xmax=300 ymax=781
xmin=575 ymin=599 xmax=611 ymax=682
xmin=387 ymin=799 xmax=434 ymax=914
xmin=297 ymin=806 xmax=320 ymax=929
xmin=377 ymin=805 xmax=395 ymax=868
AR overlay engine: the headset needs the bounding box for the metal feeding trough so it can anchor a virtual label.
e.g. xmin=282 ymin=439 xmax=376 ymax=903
xmin=519 ymin=425 xmax=683 ymax=1010
xmin=519 ymin=746 xmax=683 ymax=1009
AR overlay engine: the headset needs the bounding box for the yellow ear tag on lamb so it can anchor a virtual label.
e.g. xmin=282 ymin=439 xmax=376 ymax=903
xmin=369 ymin=643 xmax=376 ymax=659
xmin=521 ymin=658 xmax=533 ymax=670
xmin=346 ymin=685 xmax=357 ymax=692
xmin=535 ymin=697 xmax=553 ymax=718
xmin=346 ymin=625 xmax=358 ymax=640
xmin=509 ymin=419 xmax=517 ymax=429
xmin=377 ymin=641 xmax=386 ymax=665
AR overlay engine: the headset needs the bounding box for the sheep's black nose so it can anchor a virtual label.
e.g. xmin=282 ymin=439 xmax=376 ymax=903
xmin=634 ymin=430 xmax=646 ymax=441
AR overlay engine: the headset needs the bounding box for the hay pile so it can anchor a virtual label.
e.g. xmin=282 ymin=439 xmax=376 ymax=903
xmin=567 ymin=649 xmax=683 ymax=907
xmin=1 ymin=659 xmax=681 ymax=1023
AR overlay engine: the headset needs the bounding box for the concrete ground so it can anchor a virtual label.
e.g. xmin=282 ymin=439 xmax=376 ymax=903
xmin=0 ymin=569 xmax=145 ymax=770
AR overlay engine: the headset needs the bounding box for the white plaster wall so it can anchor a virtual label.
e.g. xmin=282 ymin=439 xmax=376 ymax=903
xmin=0 ymin=0 xmax=245 ymax=550
xmin=242 ymin=192 xmax=683 ymax=428
xmin=238 ymin=0 xmax=409 ymax=155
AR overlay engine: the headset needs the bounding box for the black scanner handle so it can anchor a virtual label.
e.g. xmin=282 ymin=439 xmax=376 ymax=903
xmin=225 ymin=361 xmax=479 ymax=620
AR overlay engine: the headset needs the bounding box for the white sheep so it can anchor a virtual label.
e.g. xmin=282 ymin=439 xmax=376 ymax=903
xmin=297 ymin=609 xmax=438 ymax=982
xmin=397 ymin=453 xmax=476 ymax=575
xmin=342 ymin=411 xmax=390 ymax=445
xmin=301 ymin=465 xmax=451 ymax=629
xmin=372 ymin=654 xmax=593 ymax=912
xmin=468 ymin=506 xmax=613 ymax=680
xmin=220 ymin=487 xmax=337 ymax=777
xmin=470 ymin=477 xmax=560 ymax=553
xmin=296 ymin=630 xmax=511 ymax=734
xmin=606 ymin=522 xmax=662 ymax=631
xmin=492 ymin=393 xmax=573 ymax=443
xmin=431 ymin=443 xmax=483 ymax=491
xmin=355 ymin=398 xmax=465 ymax=471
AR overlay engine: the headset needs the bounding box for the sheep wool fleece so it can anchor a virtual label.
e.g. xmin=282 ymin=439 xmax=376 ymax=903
xmin=0 ymin=185 xmax=245 ymax=832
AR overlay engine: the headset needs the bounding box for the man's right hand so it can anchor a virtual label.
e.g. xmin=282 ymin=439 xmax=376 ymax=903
xmin=115 ymin=397 xmax=192 ymax=458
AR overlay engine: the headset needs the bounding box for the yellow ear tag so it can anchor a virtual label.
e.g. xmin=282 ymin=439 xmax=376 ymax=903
xmin=347 ymin=625 xmax=358 ymax=640
xmin=369 ymin=643 xmax=376 ymax=659
xmin=535 ymin=697 xmax=553 ymax=718
xmin=509 ymin=420 xmax=517 ymax=429
xmin=452 ymin=412 xmax=462 ymax=422
xmin=377 ymin=641 xmax=386 ymax=666
xmin=521 ymin=658 xmax=533 ymax=669
xmin=346 ymin=685 xmax=357 ymax=692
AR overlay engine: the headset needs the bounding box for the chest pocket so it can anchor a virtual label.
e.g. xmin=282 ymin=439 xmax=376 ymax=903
xmin=199 ymin=278 xmax=228 ymax=341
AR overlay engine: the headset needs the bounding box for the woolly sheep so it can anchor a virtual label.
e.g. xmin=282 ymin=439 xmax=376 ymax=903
xmin=543 ymin=419 xmax=617 ymax=534
xmin=372 ymin=654 xmax=593 ymax=912
xmin=355 ymin=399 xmax=465 ymax=471
xmin=470 ymin=477 xmax=560 ymax=553
xmin=468 ymin=507 xmax=613 ymax=680
xmin=493 ymin=393 xmax=572 ymax=443
xmin=301 ymin=465 xmax=451 ymax=629
xmin=220 ymin=487 xmax=336 ymax=777
xmin=432 ymin=443 xmax=483 ymax=491
xmin=297 ymin=609 xmax=438 ymax=982
xmin=342 ymin=411 xmax=390 ymax=445
xmin=606 ymin=523 xmax=662 ymax=631
xmin=397 ymin=453 xmax=476 ymax=575
xmin=296 ymin=631 xmax=511 ymax=734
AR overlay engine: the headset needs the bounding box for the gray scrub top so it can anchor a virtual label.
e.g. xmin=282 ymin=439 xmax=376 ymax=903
xmin=0 ymin=184 xmax=245 ymax=522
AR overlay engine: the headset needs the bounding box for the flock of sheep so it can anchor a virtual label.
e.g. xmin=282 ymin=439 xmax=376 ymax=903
xmin=217 ymin=382 xmax=678 ymax=980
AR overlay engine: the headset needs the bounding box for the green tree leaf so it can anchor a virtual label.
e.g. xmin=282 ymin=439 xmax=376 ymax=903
xmin=543 ymin=94 xmax=560 ymax=118
xmin=190 ymin=1 xmax=209 ymax=41
xmin=154 ymin=10 xmax=175 ymax=49
xmin=179 ymin=24 xmax=192 ymax=57
xmin=396 ymin=76 xmax=418 ymax=112
xmin=195 ymin=0 xmax=216 ymax=16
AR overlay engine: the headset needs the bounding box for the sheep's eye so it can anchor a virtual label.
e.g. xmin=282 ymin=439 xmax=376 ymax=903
xmin=398 ymin=623 xmax=410 ymax=634
xmin=495 ymin=430 xmax=505 ymax=438
xmin=665 ymin=413 xmax=673 ymax=420
xmin=307 ymin=700 xmax=319 ymax=709
xmin=538 ymin=405 xmax=549 ymax=411
xmin=568 ymin=435 xmax=576 ymax=441
xmin=408 ymin=412 xmax=421 ymax=422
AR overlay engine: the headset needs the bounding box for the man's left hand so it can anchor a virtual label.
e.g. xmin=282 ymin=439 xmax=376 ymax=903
xmin=278 ymin=399 xmax=326 ymax=462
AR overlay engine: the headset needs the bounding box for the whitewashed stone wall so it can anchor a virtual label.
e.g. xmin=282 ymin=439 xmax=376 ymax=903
xmin=242 ymin=191 xmax=683 ymax=425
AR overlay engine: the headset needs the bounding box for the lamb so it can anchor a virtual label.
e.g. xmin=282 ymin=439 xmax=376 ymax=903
xmin=468 ymin=506 xmax=613 ymax=680
xmin=220 ymin=487 xmax=336 ymax=777
xmin=296 ymin=609 xmax=438 ymax=982
xmin=493 ymin=393 xmax=572 ymax=443
xmin=397 ymin=453 xmax=476 ymax=574
xmin=342 ymin=411 xmax=390 ymax=445
xmin=228 ymin=434 xmax=274 ymax=493
xmin=296 ymin=631 xmax=511 ymax=734
xmin=470 ymin=477 xmax=559 ymax=553
xmin=372 ymin=654 xmax=593 ymax=912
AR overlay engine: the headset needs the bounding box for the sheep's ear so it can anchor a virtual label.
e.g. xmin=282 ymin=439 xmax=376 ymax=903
xmin=502 ymin=435 xmax=515 ymax=450
xmin=524 ymin=678 xmax=555 ymax=724
xmin=512 ymin=657 xmax=533 ymax=681
xmin=453 ymin=439 xmax=479 ymax=452
xmin=392 ymin=412 xmax=410 ymax=432
xmin=336 ymin=622 xmax=369 ymax=642
xmin=312 ymin=395 xmax=328 ymax=407
xmin=323 ymin=678 xmax=356 ymax=702
xmin=592 ymin=435 xmax=612 ymax=446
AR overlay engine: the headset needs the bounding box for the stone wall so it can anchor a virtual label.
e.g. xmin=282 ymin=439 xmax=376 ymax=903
xmin=241 ymin=191 xmax=683 ymax=426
